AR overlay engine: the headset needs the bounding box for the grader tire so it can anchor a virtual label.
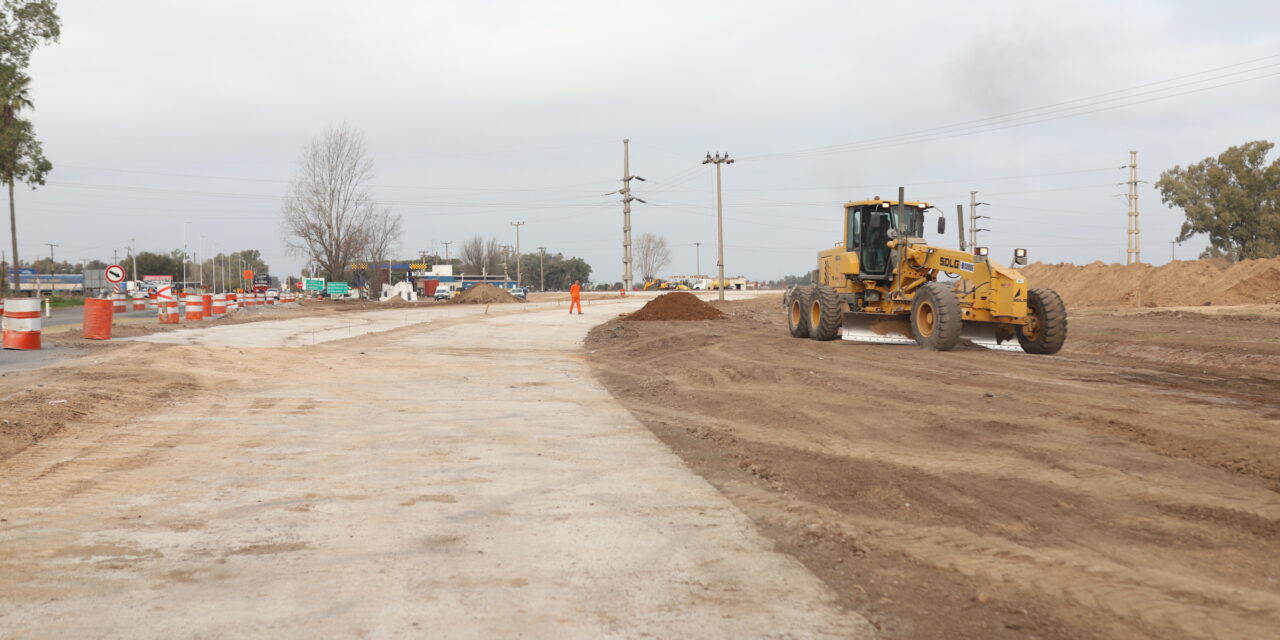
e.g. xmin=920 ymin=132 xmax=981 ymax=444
xmin=787 ymin=285 xmax=812 ymax=339
xmin=911 ymin=281 xmax=962 ymax=351
xmin=1017 ymin=287 xmax=1068 ymax=354
xmin=807 ymin=285 xmax=842 ymax=341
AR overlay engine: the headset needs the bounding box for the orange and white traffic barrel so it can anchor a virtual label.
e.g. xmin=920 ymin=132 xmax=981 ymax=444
xmin=226 ymin=292 xmax=237 ymax=312
xmin=185 ymin=293 xmax=203 ymax=321
xmin=131 ymin=291 xmax=146 ymax=311
xmin=201 ymin=294 xmax=213 ymax=319
xmin=159 ymin=299 xmax=180 ymax=324
xmin=83 ymin=298 xmax=113 ymax=340
xmin=112 ymin=293 xmax=127 ymax=314
xmin=2 ymin=298 xmax=42 ymax=350
xmin=212 ymin=293 xmax=226 ymax=316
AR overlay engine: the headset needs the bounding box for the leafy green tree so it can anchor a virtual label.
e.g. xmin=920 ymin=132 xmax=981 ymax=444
xmin=1157 ymin=140 xmax=1280 ymax=261
xmin=517 ymin=252 xmax=592 ymax=290
xmin=0 ymin=1 xmax=59 ymax=295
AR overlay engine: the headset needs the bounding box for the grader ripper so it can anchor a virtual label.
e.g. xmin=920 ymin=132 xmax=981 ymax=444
xmin=785 ymin=187 xmax=1067 ymax=353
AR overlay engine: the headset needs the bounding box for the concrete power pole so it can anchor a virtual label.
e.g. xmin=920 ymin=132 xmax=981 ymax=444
xmin=441 ymin=241 xmax=452 ymax=263
xmin=617 ymin=139 xmax=646 ymax=291
xmin=968 ymin=191 xmax=990 ymax=252
xmin=1126 ymin=150 xmax=1141 ymax=264
xmin=536 ymin=246 xmax=546 ymax=291
xmin=703 ymin=152 xmax=734 ymax=301
xmin=693 ymin=241 xmax=702 ymax=277
xmin=510 ymin=221 xmax=525 ymax=287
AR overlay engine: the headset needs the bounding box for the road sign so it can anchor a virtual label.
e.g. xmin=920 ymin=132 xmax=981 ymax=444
xmin=326 ymin=282 xmax=349 ymax=296
xmin=304 ymin=277 xmax=325 ymax=291
xmin=104 ymin=264 xmax=126 ymax=283
xmin=156 ymin=285 xmax=173 ymax=301
xmin=243 ymin=269 xmax=253 ymax=280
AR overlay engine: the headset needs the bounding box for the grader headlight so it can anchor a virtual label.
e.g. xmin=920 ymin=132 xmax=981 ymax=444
xmin=1013 ymin=248 xmax=1028 ymax=265
xmin=975 ymin=246 xmax=989 ymax=257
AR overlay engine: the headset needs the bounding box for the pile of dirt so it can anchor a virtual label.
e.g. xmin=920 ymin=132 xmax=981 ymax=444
xmin=452 ymin=283 xmax=522 ymax=305
xmin=1020 ymin=257 xmax=1280 ymax=308
xmin=625 ymin=292 xmax=726 ymax=321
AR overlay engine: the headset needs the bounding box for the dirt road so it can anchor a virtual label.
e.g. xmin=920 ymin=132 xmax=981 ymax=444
xmin=586 ymin=295 xmax=1280 ymax=640
xmin=0 ymin=297 xmax=871 ymax=638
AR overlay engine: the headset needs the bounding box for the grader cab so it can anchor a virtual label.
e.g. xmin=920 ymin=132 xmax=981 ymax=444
xmin=784 ymin=187 xmax=1067 ymax=354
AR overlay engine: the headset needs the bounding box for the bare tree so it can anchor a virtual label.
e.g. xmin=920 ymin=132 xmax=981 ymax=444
xmin=635 ymin=232 xmax=672 ymax=281
xmin=458 ymin=235 xmax=501 ymax=276
xmin=281 ymin=124 xmax=380 ymax=281
xmin=365 ymin=208 xmax=403 ymax=264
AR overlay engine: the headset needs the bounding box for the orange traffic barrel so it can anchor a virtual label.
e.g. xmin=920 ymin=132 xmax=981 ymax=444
xmin=83 ymin=298 xmax=114 ymax=340
xmin=212 ymin=293 xmax=227 ymax=316
xmin=226 ymin=292 xmax=237 ymax=312
xmin=131 ymin=292 xmax=146 ymax=311
xmin=201 ymin=294 xmax=213 ymax=319
xmin=185 ymin=293 xmax=203 ymax=321
xmin=112 ymin=293 xmax=127 ymax=314
xmin=3 ymin=298 xmax=42 ymax=350
xmin=159 ymin=299 xmax=180 ymax=324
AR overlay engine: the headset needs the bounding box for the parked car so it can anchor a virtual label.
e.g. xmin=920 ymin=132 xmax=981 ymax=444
xmin=511 ymin=287 xmax=528 ymax=300
xmin=434 ymin=289 xmax=452 ymax=301
xmin=265 ymin=287 xmax=280 ymax=300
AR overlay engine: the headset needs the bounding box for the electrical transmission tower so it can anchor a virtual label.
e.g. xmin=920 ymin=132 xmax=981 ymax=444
xmin=611 ymin=139 xmax=645 ymax=291
xmin=1126 ymin=151 xmax=1141 ymax=264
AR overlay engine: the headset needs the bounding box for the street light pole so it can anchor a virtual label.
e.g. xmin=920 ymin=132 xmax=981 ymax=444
xmin=693 ymin=241 xmax=702 ymax=277
xmin=703 ymin=152 xmax=734 ymax=301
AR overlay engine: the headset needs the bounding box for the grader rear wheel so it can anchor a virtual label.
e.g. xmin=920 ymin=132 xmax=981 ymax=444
xmin=807 ymin=285 xmax=842 ymax=341
xmin=787 ymin=285 xmax=812 ymax=339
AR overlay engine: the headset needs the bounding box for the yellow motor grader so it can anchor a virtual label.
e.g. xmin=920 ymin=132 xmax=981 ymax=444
xmin=784 ymin=187 xmax=1066 ymax=353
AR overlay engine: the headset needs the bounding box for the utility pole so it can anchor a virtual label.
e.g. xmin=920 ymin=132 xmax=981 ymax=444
xmin=442 ymin=241 xmax=452 ymax=263
xmin=703 ymin=152 xmax=734 ymax=301
xmin=693 ymin=241 xmax=702 ymax=277
xmin=510 ymin=221 xmax=525 ymax=286
xmin=182 ymin=222 xmax=189 ymax=293
xmin=537 ymin=246 xmax=546 ymax=291
xmin=199 ymin=235 xmax=205 ymax=290
xmin=615 ymin=139 xmax=646 ymax=291
xmin=44 ymin=242 xmax=57 ymax=266
xmin=1126 ymin=151 xmax=1141 ymax=264
xmin=968 ymin=191 xmax=990 ymax=252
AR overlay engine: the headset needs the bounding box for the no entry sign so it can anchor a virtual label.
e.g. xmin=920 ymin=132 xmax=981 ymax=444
xmin=105 ymin=264 xmax=126 ymax=283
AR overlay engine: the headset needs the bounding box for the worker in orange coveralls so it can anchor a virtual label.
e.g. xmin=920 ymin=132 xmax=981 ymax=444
xmin=569 ymin=280 xmax=583 ymax=314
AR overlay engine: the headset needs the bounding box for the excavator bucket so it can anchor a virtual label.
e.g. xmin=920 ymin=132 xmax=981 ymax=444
xmin=840 ymin=312 xmax=1023 ymax=351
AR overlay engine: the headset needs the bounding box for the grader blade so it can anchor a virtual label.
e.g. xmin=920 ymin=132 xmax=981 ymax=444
xmin=840 ymin=312 xmax=915 ymax=345
xmin=959 ymin=321 xmax=1022 ymax=351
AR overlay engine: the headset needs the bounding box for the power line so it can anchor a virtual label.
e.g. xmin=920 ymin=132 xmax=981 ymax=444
xmin=744 ymin=54 xmax=1280 ymax=161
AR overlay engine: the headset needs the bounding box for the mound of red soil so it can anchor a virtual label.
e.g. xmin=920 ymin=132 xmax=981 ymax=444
xmin=1020 ymin=257 xmax=1280 ymax=308
xmin=453 ymin=283 xmax=522 ymax=304
xmin=625 ymin=292 xmax=726 ymax=321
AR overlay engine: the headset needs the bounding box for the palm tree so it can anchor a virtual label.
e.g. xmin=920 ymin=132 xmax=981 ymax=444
xmin=0 ymin=67 xmax=35 ymax=295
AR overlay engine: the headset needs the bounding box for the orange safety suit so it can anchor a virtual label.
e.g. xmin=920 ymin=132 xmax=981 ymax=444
xmin=569 ymin=283 xmax=583 ymax=314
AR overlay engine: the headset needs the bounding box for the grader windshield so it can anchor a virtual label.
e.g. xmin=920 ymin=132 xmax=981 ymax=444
xmin=845 ymin=201 xmax=926 ymax=275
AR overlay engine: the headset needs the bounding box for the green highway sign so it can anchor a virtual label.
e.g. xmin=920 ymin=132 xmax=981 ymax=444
xmin=326 ymin=282 xmax=350 ymax=296
xmin=304 ymin=277 xmax=326 ymax=291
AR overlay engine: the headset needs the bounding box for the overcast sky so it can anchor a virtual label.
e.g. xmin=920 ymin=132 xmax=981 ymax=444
xmin=15 ymin=0 xmax=1280 ymax=283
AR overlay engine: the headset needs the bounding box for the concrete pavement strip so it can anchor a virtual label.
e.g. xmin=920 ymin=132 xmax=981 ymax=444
xmin=0 ymin=296 xmax=873 ymax=637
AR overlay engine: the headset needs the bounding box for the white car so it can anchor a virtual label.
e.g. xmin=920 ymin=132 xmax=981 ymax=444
xmin=265 ymin=288 xmax=280 ymax=300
